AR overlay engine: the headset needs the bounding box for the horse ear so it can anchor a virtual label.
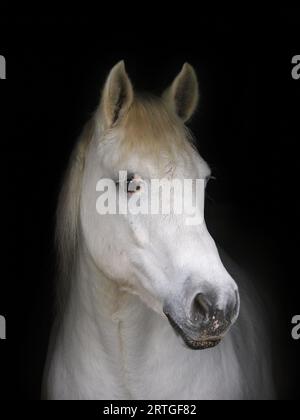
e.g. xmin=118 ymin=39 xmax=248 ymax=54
xmin=100 ymin=61 xmax=134 ymax=127
xmin=163 ymin=63 xmax=199 ymax=123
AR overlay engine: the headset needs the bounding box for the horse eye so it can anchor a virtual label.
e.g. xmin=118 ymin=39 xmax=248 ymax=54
xmin=115 ymin=173 xmax=141 ymax=194
xmin=127 ymin=175 xmax=139 ymax=193
xmin=127 ymin=174 xmax=135 ymax=184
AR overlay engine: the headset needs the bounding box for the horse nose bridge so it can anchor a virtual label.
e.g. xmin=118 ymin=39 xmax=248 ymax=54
xmin=185 ymin=259 xmax=238 ymax=296
xmin=203 ymin=249 xmax=239 ymax=292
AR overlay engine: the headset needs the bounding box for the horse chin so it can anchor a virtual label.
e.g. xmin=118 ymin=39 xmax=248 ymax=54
xmin=164 ymin=311 xmax=223 ymax=350
xmin=183 ymin=337 xmax=222 ymax=350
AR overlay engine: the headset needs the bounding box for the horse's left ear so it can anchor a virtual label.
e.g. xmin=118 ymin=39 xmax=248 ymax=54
xmin=100 ymin=60 xmax=134 ymax=128
xmin=163 ymin=63 xmax=199 ymax=123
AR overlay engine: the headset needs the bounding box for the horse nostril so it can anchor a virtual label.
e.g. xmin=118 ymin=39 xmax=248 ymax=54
xmin=192 ymin=293 xmax=211 ymax=323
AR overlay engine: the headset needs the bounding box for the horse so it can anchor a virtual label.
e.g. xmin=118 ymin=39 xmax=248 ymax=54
xmin=43 ymin=61 xmax=275 ymax=400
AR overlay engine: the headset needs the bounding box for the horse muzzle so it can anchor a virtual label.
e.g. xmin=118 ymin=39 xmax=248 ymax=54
xmin=163 ymin=288 xmax=240 ymax=350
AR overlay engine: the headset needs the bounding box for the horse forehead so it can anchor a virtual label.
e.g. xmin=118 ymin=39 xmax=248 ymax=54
xmin=139 ymin=151 xmax=210 ymax=179
xmin=96 ymin=127 xmax=209 ymax=179
xmin=117 ymin=153 xmax=200 ymax=179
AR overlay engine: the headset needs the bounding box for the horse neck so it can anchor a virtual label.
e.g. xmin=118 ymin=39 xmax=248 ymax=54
xmin=69 ymin=240 xmax=121 ymax=326
xmin=65 ymin=239 xmax=151 ymax=358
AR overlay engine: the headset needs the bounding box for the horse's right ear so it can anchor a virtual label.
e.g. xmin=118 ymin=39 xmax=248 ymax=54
xmin=162 ymin=63 xmax=199 ymax=123
xmin=100 ymin=61 xmax=134 ymax=128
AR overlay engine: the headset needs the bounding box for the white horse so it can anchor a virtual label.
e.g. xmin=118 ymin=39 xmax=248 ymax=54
xmin=43 ymin=61 xmax=275 ymax=400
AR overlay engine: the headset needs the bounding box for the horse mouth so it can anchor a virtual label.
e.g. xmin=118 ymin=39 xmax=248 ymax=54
xmin=165 ymin=312 xmax=223 ymax=351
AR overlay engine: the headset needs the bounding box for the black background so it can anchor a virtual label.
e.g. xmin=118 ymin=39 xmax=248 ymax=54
xmin=0 ymin=12 xmax=299 ymax=400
